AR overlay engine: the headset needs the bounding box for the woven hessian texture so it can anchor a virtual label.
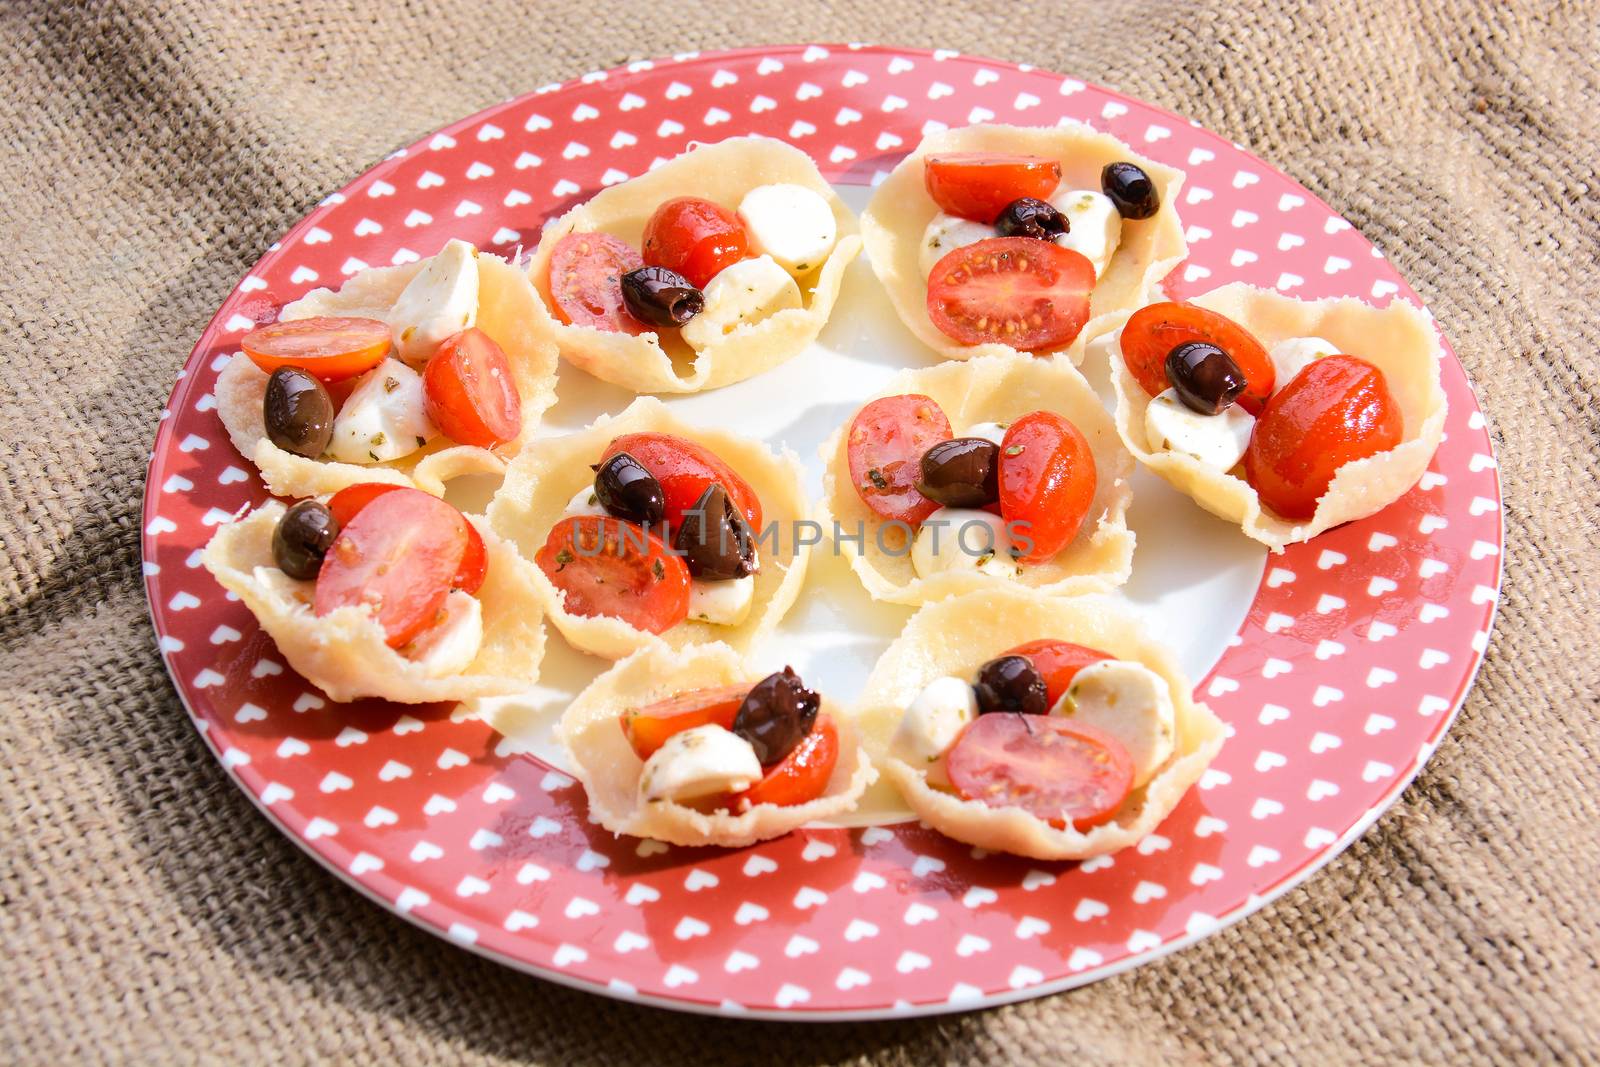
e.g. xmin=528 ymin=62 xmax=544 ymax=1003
xmin=3 ymin=1 xmax=1597 ymax=1063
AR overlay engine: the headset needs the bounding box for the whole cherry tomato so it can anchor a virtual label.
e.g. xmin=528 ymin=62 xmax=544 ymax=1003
xmin=731 ymin=715 xmax=839 ymax=810
xmin=423 ymin=327 xmax=522 ymax=448
xmin=600 ymin=433 xmax=762 ymax=533
xmin=642 ymin=197 xmax=751 ymax=289
xmin=998 ymin=411 xmax=1098 ymax=561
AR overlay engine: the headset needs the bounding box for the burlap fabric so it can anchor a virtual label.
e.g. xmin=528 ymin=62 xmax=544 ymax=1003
xmin=3 ymin=2 xmax=1596 ymax=1062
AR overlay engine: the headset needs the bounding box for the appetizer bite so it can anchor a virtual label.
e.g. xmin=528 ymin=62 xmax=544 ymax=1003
xmin=488 ymin=397 xmax=811 ymax=659
xmin=1099 ymin=283 xmax=1447 ymax=548
xmin=819 ymin=354 xmax=1133 ymax=605
xmin=861 ymin=123 xmax=1186 ymax=363
xmin=201 ymin=486 xmax=545 ymax=704
xmin=560 ymin=643 xmax=874 ymax=847
xmin=216 ymin=241 xmax=559 ymax=499
xmin=529 ymin=136 xmax=862 ymax=393
xmin=856 ymin=588 xmax=1223 ymax=861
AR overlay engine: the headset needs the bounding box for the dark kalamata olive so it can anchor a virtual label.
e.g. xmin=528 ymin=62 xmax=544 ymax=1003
xmin=733 ymin=666 xmax=820 ymax=765
xmin=1165 ymin=341 xmax=1247 ymax=415
xmin=1101 ymin=161 xmax=1160 ymax=220
xmin=994 ymin=197 xmax=1069 ymax=241
xmin=620 ymin=266 xmax=705 ymax=328
xmin=263 ymin=367 xmax=334 ymax=458
xmin=916 ymin=437 xmax=1000 ymax=508
xmin=674 ymin=483 xmax=756 ymax=580
xmin=272 ymin=500 xmax=340 ymax=580
xmin=973 ymin=655 xmax=1049 ymax=715
xmin=593 ymin=451 xmax=666 ymax=525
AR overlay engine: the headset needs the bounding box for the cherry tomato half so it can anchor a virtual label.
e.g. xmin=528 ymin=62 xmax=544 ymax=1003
xmin=998 ymin=412 xmax=1098 ymax=562
xmin=845 ymin=394 xmax=952 ymax=525
xmin=731 ymin=715 xmax=839 ymax=810
xmin=601 ymin=433 xmax=762 ymax=533
xmin=946 ymin=713 xmax=1133 ymax=831
xmin=642 ymin=197 xmax=750 ymax=289
xmin=1120 ymin=302 xmax=1276 ymax=414
xmin=620 ymin=683 xmax=752 ymax=761
xmin=326 ymin=483 xmax=487 ymax=594
xmin=1244 ymin=354 xmax=1403 ymax=521
xmin=1002 ymin=639 xmax=1111 ymax=708
xmin=423 ymin=327 xmax=523 ymax=448
xmin=924 ymin=153 xmax=1062 ymax=223
xmin=314 ymin=487 xmax=469 ymax=647
xmin=547 ymin=232 xmax=646 ymax=334
xmin=534 ymin=516 xmax=691 ymax=634
xmin=241 ymin=316 xmax=392 ymax=382
xmin=927 ymin=238 xmax=1094 ymax=351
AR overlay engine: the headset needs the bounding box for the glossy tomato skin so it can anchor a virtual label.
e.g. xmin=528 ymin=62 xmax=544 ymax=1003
xmin=547 ymin=232 xmax=646 ymax=334
xmin=326 ymin=483 xmax=487 ymax=594
xmin=927 ymin=238 xmax=1094 ymax=351
xmin=998 ymin=412 xmax=1098 ymax=561
xmin=642 ymin=197 xmax=750 ymax=289
xmin=621 ymin=683 xmax=751 ymax=760
xmin=314 ymin=488 xmax=469 ymax=648
xmin=423 ymin=327 xmax=523 ymax=448
xmin=1244 ymin=355 xmax=1404 ymax=521
xmin=946 ymin=713 xmax=1133 ymax=831
xmin=601 ymin=433 xmax=762 ymax=533
xmin=731 ymin=715 xmax=839 ymax=810
xmin=846 ymin=394 xmax=953 ymax=524
xmin=1121 ymin=302 xmax=1276 ymax=414
xmin=535 ymin=516 xmax=691 ymax=634
xmin=924 ymin=154 xmax=1062 ymax=223
xmin=241 ymin=316 xmax=392 ymax=382
xmin=1003 ymin=639 xmax=1111 ymax=707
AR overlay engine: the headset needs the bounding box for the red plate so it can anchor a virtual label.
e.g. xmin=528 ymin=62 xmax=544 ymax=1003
xmin=142 ymin=44 xmax=1502 ymax=1018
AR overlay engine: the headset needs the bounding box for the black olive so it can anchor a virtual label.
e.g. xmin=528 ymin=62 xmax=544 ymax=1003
xmin=593 ymin=451 xmax=666 ymax=525
xmin=1101 ymin=161 xmax=1160 ymax=220
xmin=1165 ymin=341 xmax=1247 ymax=415
xmin=916 ymin=437 xmax=1000 ymax=508
xmin=674 ymin=483 xmax=756 ymax=581
xmin=733 ymin=667 xmax=820 ymax=765
xmin=973 ymin=655 xmax=1049 ymax=715
xmin=994 ymin=197 xmax=1069 ymax=241
xmin=263 ymin=367 xmax=334 ymax=459
xmin=620 ymin=266 xmax=704 ymax=328
xmin=272 ymin=500 xmax=340 ymax=580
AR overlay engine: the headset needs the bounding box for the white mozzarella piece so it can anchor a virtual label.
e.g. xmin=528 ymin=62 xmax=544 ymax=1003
xmin=679 ymin=255 xmax=802 ymax=349
xmin=962 ymin=421 xmax=1010 ymax=446
xmin=1052 ymin=659 xmax=1176 ymax=787
xmin=1143 ymin=388 xmax=1254 ymax=472
xmin=402 ymin=590 xmax=483 ymax=678
xmin=1085 ymin=326 xmax=1124 ymax=369
xmin=1269 ymin=335 xmax=1339 ymax=390
xmin=387 ymin=238 xmax=479 ymax=364
xmin=638 ymin=724 xmax=763 ymax=803
xmin=737 ymin=183 xmax=838 ymax=276
xmin=687 ymin=575 xmax=756 ymax=627
xmin=892 ymin=675 xmax=977 ymax=787
xmin=325 ymin=359 xmax=439 ymax=464
xmin=918 ymin=212 xmax=996 ymax=276
xmin=910 ymin=507 xmax=1021 ymax=581
xmin=1050 ymin=189 xmax=1123 ymax=279
xmin=561 ymin=485 xmax=606 ymax=519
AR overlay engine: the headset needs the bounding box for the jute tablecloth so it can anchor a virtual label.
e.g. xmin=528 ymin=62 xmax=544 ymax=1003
xmin=4 ymin=1 xmax=1597 ymax=1062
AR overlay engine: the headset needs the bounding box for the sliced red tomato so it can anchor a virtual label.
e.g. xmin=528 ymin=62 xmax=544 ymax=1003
xmin=946 ymin=713 xmax=1133 ymax=831
xmin=731 ymin=715 xmax=839 ymax=810
xmin=1244 ymin=354 xmax=1403 ymax=521
xmin=241 ymin=316 xmax=392 ymax=382
xmin=924 ymin=153 xmax=1062 ymax=223
xmin=547 ymin=232 xmax=646 ymax=334
xmin=1120 ymin=302 xmax=1276 ymax=414
xmin=926 ymin=238 xmax=1094 ymax=351
xmin=1003 ymin=639 xmax=1112 ymax=708
xmin=422 ymin=327 xmax=522 ymax=448
xmin=534 ymin=516 xmax=690 ymax=634
xmin=641 ymin=196 xmax=751 ymax=288
xmin=845 ymin=394 xmax=952 ymax=525
xmin=314 ymin=487 xmax=468 ymax=647
xmin=326 ymin=483 xmax=487 ymax=594
xmin=600 ymin=433 xmax=762 ymax=532
xmin=620 ymin=683 xmax=752 ymax=761
xmin=998 ymin=412 xmax=1098 ymax=562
